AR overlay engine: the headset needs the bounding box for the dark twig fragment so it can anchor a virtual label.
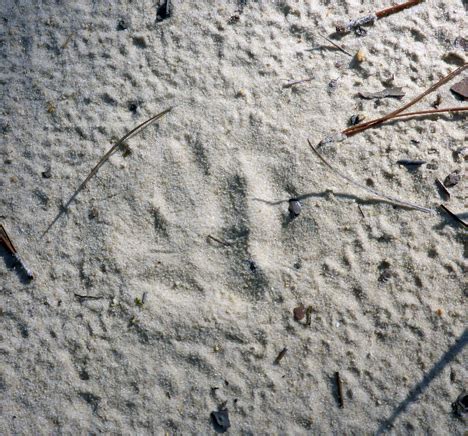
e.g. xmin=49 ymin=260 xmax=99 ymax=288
xmin=336 ymin=0 xmax=425 ymax=33
xmin=207 ymin=234 xmax=231 ymax=246
xmin=436 ymin=179 xmax=451 ymax=200
xmin=274 ymin=347 xmax=288 ymax=365
xmin=397 ymin=159 xmax=426 ymax=167
xmin=305 ymin=305 xmax=313 ymax=326
xmin=0 ymin=224 xmax=34 ymax=280
xmin=335 ymin=371 xmax=344 ymax=408
xmin=344 ymin=64 xmax=467 ymax=137
xmin=439 ymin=205 xmax=467 ymax=228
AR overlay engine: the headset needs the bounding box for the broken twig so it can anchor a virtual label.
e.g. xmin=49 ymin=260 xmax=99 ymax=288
xmin=335 ymin=372 xmax=344 ymax=408
xmin=274 ymin=347 xmax=288 ymax=365
xmin=283 ymin=78 xmax=313 ymax=88
xmin=1 ymin=224 xmax=34 ymax=280
xmin=436 ymin=178 xmax=451 ymax=200
xmin=318 ymin=33 xmax=352 ymax=57
xmin=42 ymin=107 xmax=172 ymax=236
xmin=336 ymin=0 xmax=425 ymax=33
xmin=440 ymin=205 xmax=467 ymax=228
xmin=343 ymin=63 xmax=468 ymax=137
xmin=307 ymin=140 xmax=433 ymax=213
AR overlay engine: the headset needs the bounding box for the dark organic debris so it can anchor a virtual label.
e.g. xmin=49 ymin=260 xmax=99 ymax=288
xmin=293 ymin=304 xmax=305 ymax=321
xmin=42 ymin=168 xmax=52 ymax=178
xmin=305 ymin=306 xmax=313 ymax=326
xmin=117 ymin=19 xmax=127 ymax=31
xmin=454 ymin=37 xmax=468 ymax=52
xmin=431 ymin=93 xmax=442 ymax=108
xmin=211 ymin=408 xmax=231 ymax=433
xmin=354 ymin=26 xmax=367 ymax=36
xmin=156 ymin=0 xmax=171 ymax=22
xmin=274 ymin=347 xmax=288 ymax=365
xmin=349 ymin=114 xmax=365 ymax=126
xmin=359 ymin=87 xmax=405 ymax=99
xmin=128 ymin=102 xmax=138 ymax=113
xmin=450 ymin=77 xmax=468 ymax=100
xmin=228 ymin=14 xmax=240 ymax=24
xmin=397 ymin=159 xmax=426 ymax=167
xmin=443 ymin=171 xmax=461 ymax=188
xmin=452 ymin=391 xmax=468 ymax=417
xmin=335 ymin=371 xmax=344 ymax=408
xmin=288 ymin=199 xmax=302 ymax=217
xmin=247 ymin=260 xmax=257 ymax=272
xmin=207 ymin=234 xmax=231 ymax=246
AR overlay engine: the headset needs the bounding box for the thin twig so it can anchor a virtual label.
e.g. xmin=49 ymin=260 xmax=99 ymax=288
xmin=282 ymin=78 xmax=314 ymax=88
xmin=207 ymin=234 xmax=231 ymax=246
xmin=1 ymin=224 xmax=34 ymax=279
xmin=439 ymin=205 xmax=467 ymax=228
xmin=42 ymin=107 xmax=172 ymax=236
xmin=336 ymin=0 xmax=425 ymax=33
xmin=317 ymin=33 xmax=352 ymax=57
xmin=343 ymin=64 xmax=468 ymax=136
xmin=307 ymin=140 xmax=434 ymax=213
xmin=435 ymin=178 xmax=451 ymax=200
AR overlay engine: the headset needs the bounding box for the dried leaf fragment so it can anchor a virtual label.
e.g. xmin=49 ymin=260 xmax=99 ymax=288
xmin=450 ymin=77 xmax=468 ymax=100
xmin=293 ymin=304 xmax=305 ymax=321
xmin=359 ymin=87 xmax=405 ymax=99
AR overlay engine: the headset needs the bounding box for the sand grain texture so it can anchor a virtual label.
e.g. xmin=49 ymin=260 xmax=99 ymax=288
xmin=1 ymin=0 xmax=467 ymax=434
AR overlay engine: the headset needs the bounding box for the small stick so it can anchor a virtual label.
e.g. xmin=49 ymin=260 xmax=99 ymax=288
xmin=307 ymin=140 xmax=434 ymax=214
xmin=0 ymin=224 xmax=34 ymax=280
xmin=74 ymin=293 xmax=105 ymax=301
xmin=343 ymin=64 xmax=467 ymax=137
xmin=357 ymin=204 xmax=365 ymax=218
xmin=305 ymin=305 xmax=313 ymax=326
xmin=436 ymin=179 xmax=451 ymax=200
xmin=376 ymin=0 xmax=425 ymax=19
xmin=335 ymin=372 xmax=344 ymax=408
xmin=61 ymin=32 xmax=75 ymax=49
xmin=282 ymin=78 xmax=313 ymax=88
xmin=207 ymin=234 xmax=231 ymax=246
xmin=336 ymin=0 xmax=425 ymax=33
xmin=317 ymin=33 xmax=352 ymax=57
xmin=439 ymin=205 xmax=467 ymax=228
xmin=42 ymin=107 xmax=172 ymax=236
xmin=274 ymin=347 xmax=288 ymax=365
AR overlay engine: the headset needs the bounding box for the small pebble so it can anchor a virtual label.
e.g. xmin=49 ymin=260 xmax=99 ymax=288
xmin=288 ymin=199 xmax=302 ymax=217
xmin=211 ymin=409 xmax=230 ymax=433
xmin=444 ymin=171 xmax=461 ymax=188
xmin=355 ymin=48 xmax=365 ymax=62
xmin=42 ymin=168 xmax=52 ymax=178
xmin=116 ymin=19 xmax=127 ymax=31
xmin=293 ymin=304 xmax=305 ymax=321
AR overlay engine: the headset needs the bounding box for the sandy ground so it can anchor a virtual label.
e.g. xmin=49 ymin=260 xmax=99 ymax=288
xmin=1 ymin=0 xmax=467 ymax=434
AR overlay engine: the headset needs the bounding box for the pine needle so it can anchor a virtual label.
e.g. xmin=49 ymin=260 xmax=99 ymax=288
xmin=307 ymin=139 xmax=434 ymax=213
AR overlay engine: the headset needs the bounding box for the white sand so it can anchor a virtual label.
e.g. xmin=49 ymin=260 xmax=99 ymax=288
xmin=1 ymin=0 xmax=467 ymax=434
